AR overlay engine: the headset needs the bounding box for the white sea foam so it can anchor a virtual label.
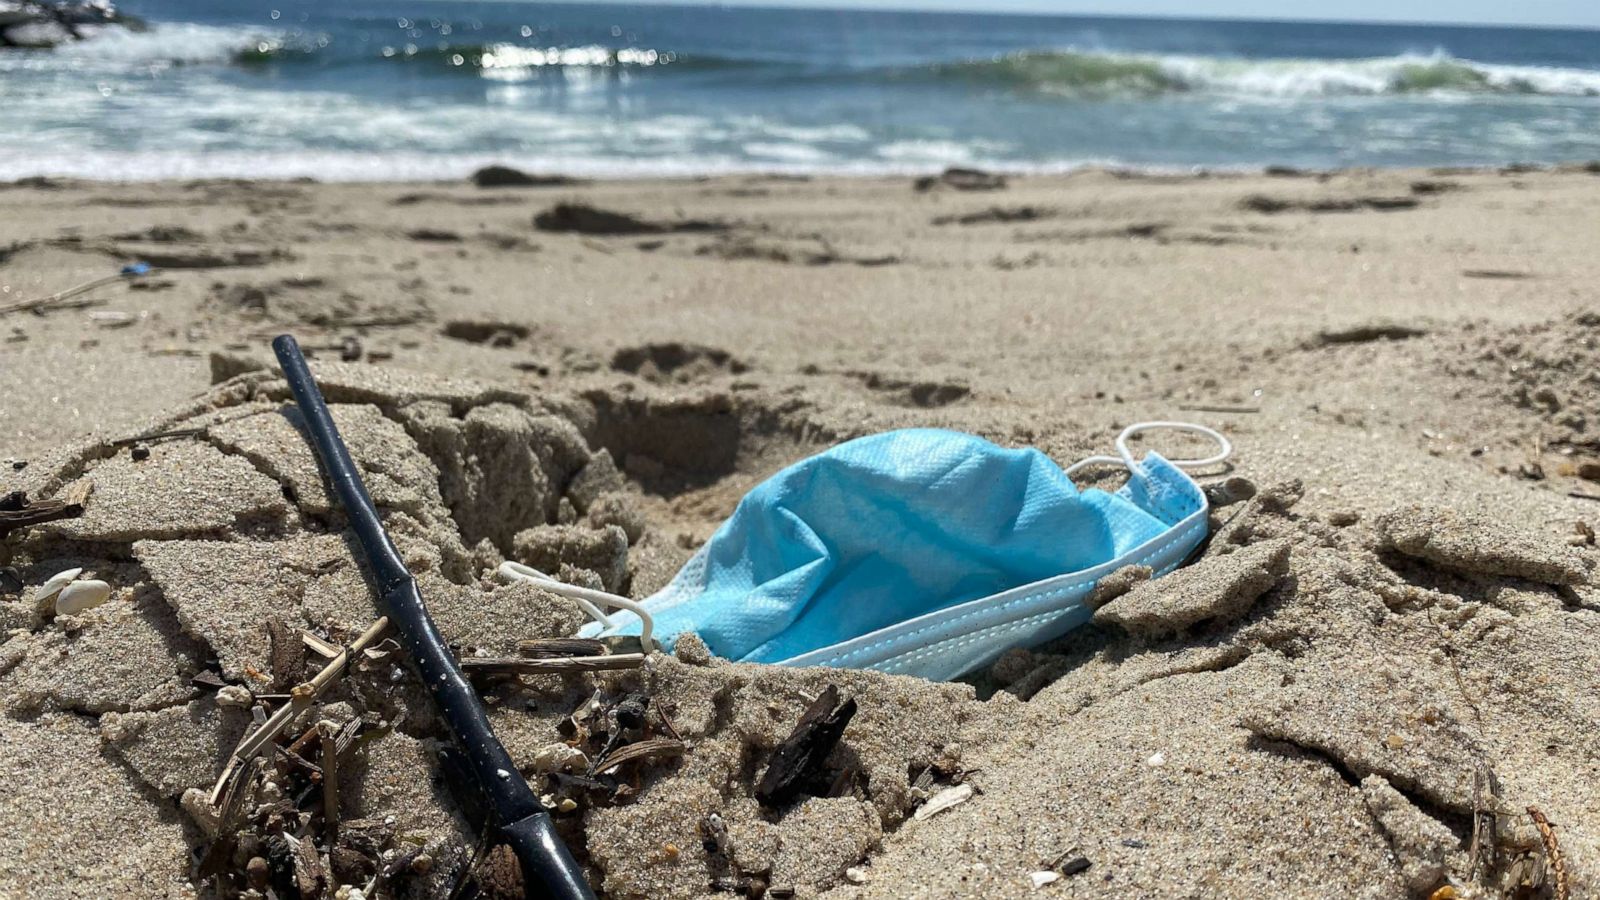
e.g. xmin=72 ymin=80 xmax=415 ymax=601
xmin=0 ymin=148 xmax=1120 ymax=183
xmin=50 ymin=22 xmax=285 ymax=68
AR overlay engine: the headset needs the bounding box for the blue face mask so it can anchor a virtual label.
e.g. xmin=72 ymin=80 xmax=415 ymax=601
xmin=501 ymin=422 xmax=1228 ymax=681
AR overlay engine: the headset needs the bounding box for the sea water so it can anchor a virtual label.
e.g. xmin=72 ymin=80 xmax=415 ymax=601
xmin=3 ymin=1 xmax=1599 ymax=180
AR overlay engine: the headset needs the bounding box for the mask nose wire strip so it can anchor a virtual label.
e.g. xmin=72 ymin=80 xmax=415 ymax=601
xmin=497 ymin=561 xmax=658 ymax=652
xmin=1063 ymin=420 xmax=1233 ymax=479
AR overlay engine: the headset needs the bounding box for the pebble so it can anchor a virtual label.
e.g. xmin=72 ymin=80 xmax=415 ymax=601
xmin=216 ymin=685 xmax=254 ymax=708
xmin=246 ymin=856 xmax=269 ymax=890
xmin=1147 ymin=751 xmax=1167 ymax=767
xmin=54 ymin=579 xmax=112 ymax=615
xmin=1030 ymin=871 xmax=1061 ymax=889
xmin=844 ymin=867 xmax=868 ymax=885
xmin=1204 ymin=476 xmax=1257 ymax=507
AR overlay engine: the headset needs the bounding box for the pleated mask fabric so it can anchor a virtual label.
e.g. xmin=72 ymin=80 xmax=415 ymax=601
xmin=541 ymin=424 xmax=1225 ymax=681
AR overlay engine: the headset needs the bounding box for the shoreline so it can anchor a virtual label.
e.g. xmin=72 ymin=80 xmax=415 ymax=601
xmin=7 ymin=157 xmax=1600 ymax=186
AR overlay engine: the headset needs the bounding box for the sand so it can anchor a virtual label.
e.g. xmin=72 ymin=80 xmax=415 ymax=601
xmin=2 ymin=165 xmax=1599 ymax=899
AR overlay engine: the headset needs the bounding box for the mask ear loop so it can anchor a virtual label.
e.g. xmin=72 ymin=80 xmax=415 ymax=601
xmin=1065 ymin=421 xmax=1232 ymax=480
xmin=496 ymin=561 xmax=658 ymax=653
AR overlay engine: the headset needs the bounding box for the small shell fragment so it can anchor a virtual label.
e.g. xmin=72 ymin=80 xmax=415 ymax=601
xmin=532 ymin=743 xmax=589 ymax=774
xmin=914 ymin=782 xmax=973 ymax=821
xmin=54 ymin=579 xmax=111 ymax=615
xmin=34 ymin=567 xmax=83 ymax=613
xmin=844 ymin=867 xmax=868 ymax=885
xmin=1030 ymin=871 xmax=1061 ymax=889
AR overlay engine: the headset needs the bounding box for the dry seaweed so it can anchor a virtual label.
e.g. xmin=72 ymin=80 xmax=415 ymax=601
xmin=1528 ymin=806 xmax=1570 ymax=900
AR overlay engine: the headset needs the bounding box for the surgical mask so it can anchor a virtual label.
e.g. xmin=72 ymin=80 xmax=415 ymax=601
xmin=500 ymin=422 xmax=1228 ymax=682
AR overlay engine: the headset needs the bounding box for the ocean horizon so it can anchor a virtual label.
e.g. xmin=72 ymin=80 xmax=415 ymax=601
xmin=5 ymin=0 xmax=1600 ymax=181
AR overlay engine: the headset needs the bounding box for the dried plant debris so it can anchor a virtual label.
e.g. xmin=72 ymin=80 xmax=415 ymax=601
xmin=0 ymin=481 xmax=91 ymax=537
xmin=913 ymin=167 xmax=1007 ymax=192
xmin=755 ymin=685 xmax=858 ymax=808
xmin=1528 ymin=806 xmax=1571 ymax=900
xmin=534 ymin=202 xmax=726 ymax=236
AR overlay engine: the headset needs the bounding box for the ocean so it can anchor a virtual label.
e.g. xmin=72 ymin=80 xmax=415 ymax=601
xmin=4 ymin=1 xmax=1600 ymax=180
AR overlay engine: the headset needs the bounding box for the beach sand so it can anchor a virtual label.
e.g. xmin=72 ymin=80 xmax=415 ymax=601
xmin=2 ymin=166 xmax=1598 ymax=898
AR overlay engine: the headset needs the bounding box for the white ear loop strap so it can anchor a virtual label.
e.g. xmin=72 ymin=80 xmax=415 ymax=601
xmin=1064 ymin=421 xmax=1233 ymax=478
xmin=496 ymin=561 xmax=657 ymax=653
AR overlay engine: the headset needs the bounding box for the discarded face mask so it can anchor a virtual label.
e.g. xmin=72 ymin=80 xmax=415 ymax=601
xmin=500 ymin=422 xmax=1228 ymax=682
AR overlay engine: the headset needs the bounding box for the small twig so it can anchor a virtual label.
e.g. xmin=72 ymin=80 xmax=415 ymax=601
xmin=0 ymin=271 xmax=126 ymax=317
xmin=655 ymin=705 xmax=683 ymax=743
xmin=274 ymin=742 xmax=322 ymax=778
xmin=1177 ymin=403 xmax=1261 ymax=414
xmin=446 ymin=809 xmax=498 ymax=900
xmin=1527 ymin=806 xmax=1569 ymax=900
xmin=1468 ymin=765 xmax=1500 ymax=882
xmin=216 ymin=756 xmax=265 ymax=835
xmin=301 ymin=631 xmax=341 ymax=658
xmin=207 ymin=616 xmax=389 ymax=806
xmin=108 ymin=427 xmax=207 ymax=447
xmin=460 ymin=653 xmax=645 ymax=675
xmin=1567 ymin=491 xmax=1600 ymax=502
xmin=319 ymin=721 xmax=340 ymax=843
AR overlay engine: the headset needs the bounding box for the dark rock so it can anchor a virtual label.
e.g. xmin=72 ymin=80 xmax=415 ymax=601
xmin=470 ymin=165 xmax=581 ymax=188
xmin=533 ymin=203 xmax=724 ymax=236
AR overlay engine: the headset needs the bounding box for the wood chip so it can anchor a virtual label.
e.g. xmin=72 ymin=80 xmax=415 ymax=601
xmin=755 ymin=684 xmax=857 ymax=807
xmin=291 ymin=834 xmax=327 ymax=899
xmin=516 ymin=637 xmax=609 ymax=658
xmin=0 ymin=483 xmax=92 ymax=538
xmin=267 ymin=618 xmax=306 ymax=692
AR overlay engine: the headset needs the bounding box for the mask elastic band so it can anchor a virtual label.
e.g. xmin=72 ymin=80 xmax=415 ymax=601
xmin=497 ymin=561 xmax=658 ymax=653
xmin=1064 ymin=420 xmax=1232 ymax=479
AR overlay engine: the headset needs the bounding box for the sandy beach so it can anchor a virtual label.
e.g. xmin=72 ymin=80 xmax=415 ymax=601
xmin=3 ymin=165 xmax=1599 ymax=899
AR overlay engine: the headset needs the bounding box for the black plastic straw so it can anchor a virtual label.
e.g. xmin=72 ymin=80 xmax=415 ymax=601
xmin=272 ymin=334 xmax=594 ymax=900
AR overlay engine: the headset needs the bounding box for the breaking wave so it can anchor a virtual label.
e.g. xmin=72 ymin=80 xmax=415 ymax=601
xmin=920 ymin=49 xmax=1600 ymax=98
xmin=41 ymin=24 xmax=1600 ymax=101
